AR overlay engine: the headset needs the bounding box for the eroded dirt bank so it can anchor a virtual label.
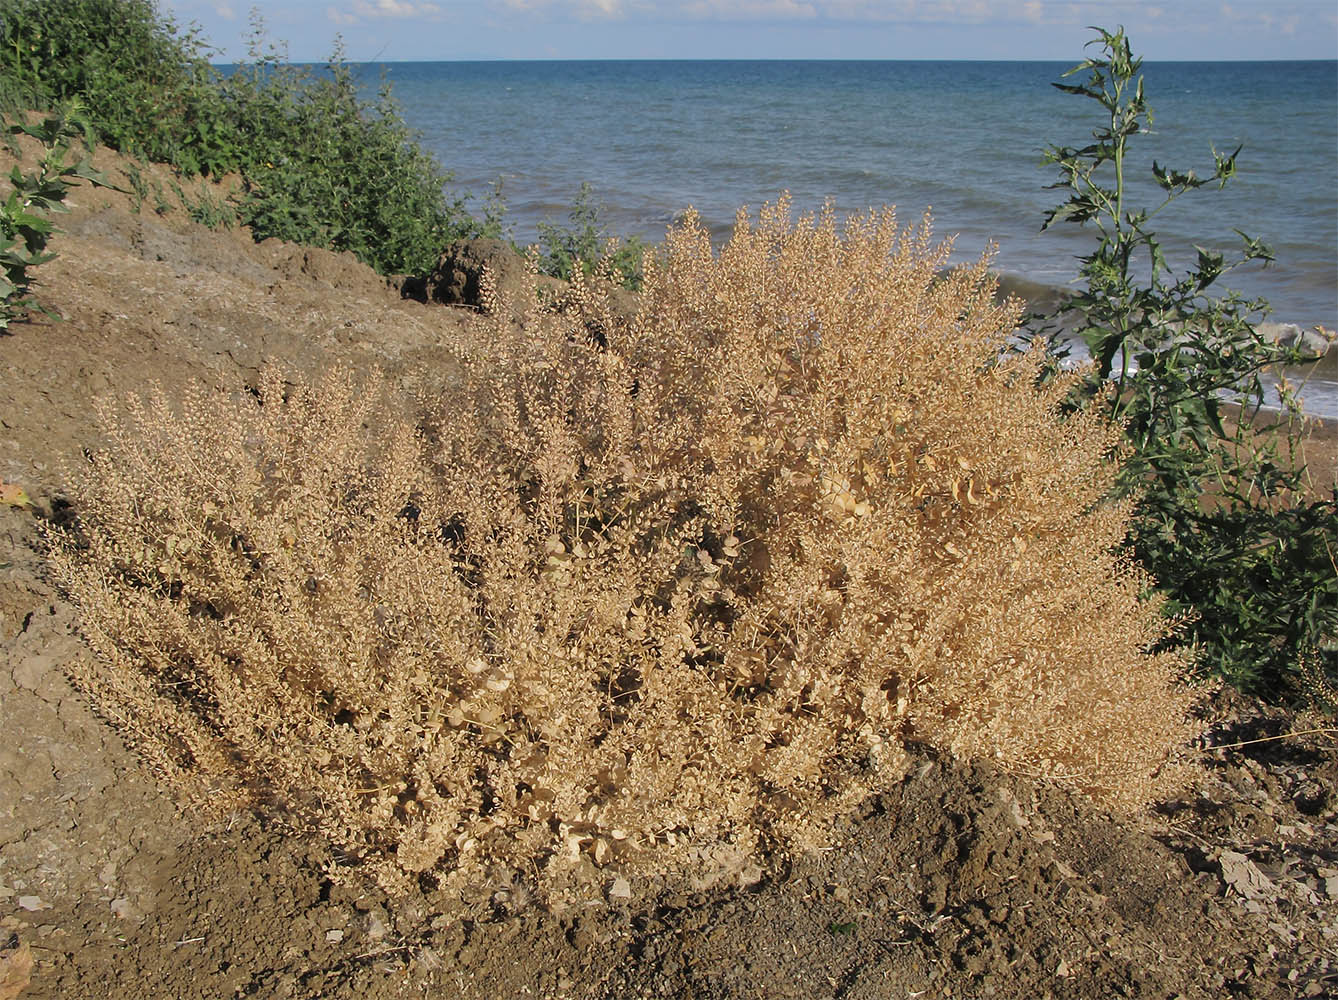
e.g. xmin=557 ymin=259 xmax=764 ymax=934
xmin=0 ymin=152 xmax=1334 ymax=999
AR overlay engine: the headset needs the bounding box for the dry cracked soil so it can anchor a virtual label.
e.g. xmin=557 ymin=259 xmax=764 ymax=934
xmin=0 ymin=143 xmax=1335 ymax=999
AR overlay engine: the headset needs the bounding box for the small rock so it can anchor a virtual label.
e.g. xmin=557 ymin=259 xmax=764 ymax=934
xmin=608 ymin=877 xmax=631 ymax=901
xmin=10 ymin=655 xmax=53 ymax=692
xmin=1325 ymin=876 xmax=1338 ymax=899
xmin=109 ymin=898 xmax=135 ymax=920
xmin=1258 ymin=322 xmax=1335 ymax=359
xmin=15 ymin=897 xmax=48 ymax=913
xmin=0 ymin=941 xmax=34 ymax=1000
xmin=997 ymin=787 xmax=1029 ymax=829
xmin=365 ymin=914 xmax=387 ymax=941
xmin=1220 ymin=850 xmax=1273 ymax=901
xmin=325 ymin=929 xmax=344 ymax=944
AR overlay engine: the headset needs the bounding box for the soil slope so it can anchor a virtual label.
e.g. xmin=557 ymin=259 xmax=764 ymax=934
xmin=0 ymin=148 xmax=1335 ymax=999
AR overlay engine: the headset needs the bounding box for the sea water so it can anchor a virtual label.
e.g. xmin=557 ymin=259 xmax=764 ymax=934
xmin=359 ymin=59 xmax=1338 ymax=415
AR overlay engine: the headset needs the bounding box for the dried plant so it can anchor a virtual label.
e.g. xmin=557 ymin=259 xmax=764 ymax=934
xmin=47 ymin=197 xmax=1197 ymax=898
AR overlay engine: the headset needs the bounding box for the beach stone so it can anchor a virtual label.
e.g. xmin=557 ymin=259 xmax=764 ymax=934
xmin=1258 ymin=321 xmax=1335 ymax=360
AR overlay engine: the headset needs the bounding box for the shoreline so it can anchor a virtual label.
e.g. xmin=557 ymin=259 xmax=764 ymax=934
xmin=991 ymin=271 xmax=1338 ymax=423
xmin=993 ymin=271 xmax=1338 ymax=366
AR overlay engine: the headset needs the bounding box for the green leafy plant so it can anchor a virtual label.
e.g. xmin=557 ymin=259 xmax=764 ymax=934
xmin=121 ymin=162 xmax=148 ymax=214
xmin=477 ymin=176 xmax=511 ymax=242
xmin=0 ymin=3 xmax=490 ymax=276
xmin=168 ymin=177 xmax=236 ymax=229
xmin=1034 ymin=26 xmax=1337 ymax=700
xmin=538 ymin=182 xmax=645 ymax=289
xmin=0 ymin=0 xmax=221 ymax=170
xmin=1 ymin=105 xmax=110 ymax=329
xmin=225 ymin=42 xmax=476 ymax=276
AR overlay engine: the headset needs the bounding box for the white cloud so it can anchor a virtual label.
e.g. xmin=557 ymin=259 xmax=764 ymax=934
xmin=474 ymin=0 xmax=1338 ymax=43
xmin=213 ymin=2 xmax=237 ymax=19
xmin=1218 ymin=1 xmax=1325 ymax=34
xmin=351 ymin=0 xmax=444 ymax=17
xmin=497 ymin=0 xmax=629 ymax=18
xmin=683 ymin=0 xmax=818 ymax=18
xmin=325 ymin=0 xmax=443 ymax=24
xmin=817 ymin=1 xmax=1048 ymax=25
xmin=498 ymin=0 xmax=816 ymax=18
xmin=499 ymin=0 xmax=1037 ymax=24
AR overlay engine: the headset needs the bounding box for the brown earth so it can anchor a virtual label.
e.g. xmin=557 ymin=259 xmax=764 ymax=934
xmin=0 ymin=145 xmax=1335 ymax=999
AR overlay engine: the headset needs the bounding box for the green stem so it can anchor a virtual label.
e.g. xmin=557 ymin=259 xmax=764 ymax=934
xmin=1110 ymin=74 xmax=1130 ymax=406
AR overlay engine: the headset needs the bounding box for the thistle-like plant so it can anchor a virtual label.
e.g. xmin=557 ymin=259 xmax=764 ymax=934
xmin=1034 ymin=26 xmax=1336 ymax=699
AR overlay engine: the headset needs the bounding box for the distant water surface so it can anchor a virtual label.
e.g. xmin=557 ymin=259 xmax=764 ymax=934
xmin=352 ymin=59 xmax=1338 ymax=414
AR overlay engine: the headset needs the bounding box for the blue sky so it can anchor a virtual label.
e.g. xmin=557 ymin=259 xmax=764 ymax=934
xmin=162 ymin=1 xmax=1338 ymax=62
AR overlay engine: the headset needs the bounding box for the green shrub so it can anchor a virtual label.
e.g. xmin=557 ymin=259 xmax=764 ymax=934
xmin=223 ymin=44 xmax=476 ymax=275
xmin=1 ymin=104 xmax=110 ymax=329
xmin=1033 ymin=26 xmax=1337 ymax=701
xmin=538 ymin=182 xmax=645 ymax=289
xmin=49 ymin=200 xmax=1196 ymax=898
xmin=0 ymin=0 xmax=221 ymax=170
xmin=0 ymin=2 xmax=484 ymax=275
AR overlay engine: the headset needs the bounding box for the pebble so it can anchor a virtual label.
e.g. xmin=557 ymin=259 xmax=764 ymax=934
xmin=16 ymin=896 xmax=48 ymax=912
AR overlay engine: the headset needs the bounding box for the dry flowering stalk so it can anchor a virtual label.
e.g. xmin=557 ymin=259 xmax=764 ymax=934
xmin=48 ymin=196 xmax=1197 ymax=897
